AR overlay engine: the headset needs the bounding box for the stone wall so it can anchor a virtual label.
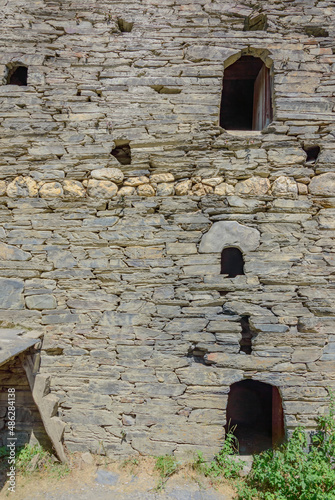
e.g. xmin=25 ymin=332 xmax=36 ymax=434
xmin=0 ymin=0 xmax=334 ymax=458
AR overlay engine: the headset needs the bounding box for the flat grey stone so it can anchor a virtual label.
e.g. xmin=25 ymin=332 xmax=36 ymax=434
xmin=25 ymin=294 xmax=57 ymax=310
xmin=95 ymin=469 xmax=119 ymax=486
xmin=0 ymin=329 xmax=37 ymax=366
xmin=0 ymin=242 xmax=31 ymax=261
xmin=0 ymin=278 xmax=24 ymax=309
xmin=199 ymin=221 xmax=260 ymax=254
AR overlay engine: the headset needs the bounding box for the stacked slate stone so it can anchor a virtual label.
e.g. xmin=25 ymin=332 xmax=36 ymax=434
xmin=0 ymin=0 xmax=334 ymax=459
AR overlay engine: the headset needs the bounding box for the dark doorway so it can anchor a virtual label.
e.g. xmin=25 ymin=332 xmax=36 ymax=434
xmin=220 ymin=55 xmax=273 ymax=131
xmin=221 ymin=247 xmax=244 ymax=278
xmin=7 ymin=66 xmax=28 ymax=86
xmin=225 ymin=380 xmax=285 ymax=455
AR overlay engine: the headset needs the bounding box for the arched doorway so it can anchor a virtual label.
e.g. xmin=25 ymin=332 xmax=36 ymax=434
xmin=225 ymin=379 xmax=285 ymax=455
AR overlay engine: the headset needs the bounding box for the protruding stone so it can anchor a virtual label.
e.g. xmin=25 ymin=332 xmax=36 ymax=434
xmin=91 ymin=168 xmax=124 ymax=184
xmin=124 ymin=176 xmax=149 ymax=187
xmin=63 ymin=180 xmax=86 ymax=198
xmin=202 ymin=177 xmax=224 ymax=187
xmin=214 ymin=183 xmax=234 ymax=196
xmin=39 ymin=182 xmax=63 ymax=198
xmin=117 ymin=186 xmax=135 ymax=196
xmin=199 ymin=221 xmax=260 ymax=253
xmin=156 ymin=182 xmax=174 ymax=196
xmin=271 ymin=176 xmax=298 ymax=196
xmin=150 ymin=173 xmax=175 ymax=183
xmin=192 ymin=183 xmax=213 ymax=196
xmin=235 ymin=177 xmax=270 ymax=196
xmin=87 ymin=180 xmax=118 ymax=198
xmin=309 ymin=173 xmax=335 ymax=196
xmin=122 ymin=414 xmax=136 ymax=426
xmin=297 ymin=182 xmax=308 ymax=195
xmin=7 ymin=177 xmax=38 ymax=198
xmin=175 ymin=179 xmax=192 ymax=195
xmin=137 ymin=184 xmax=155 ymax=197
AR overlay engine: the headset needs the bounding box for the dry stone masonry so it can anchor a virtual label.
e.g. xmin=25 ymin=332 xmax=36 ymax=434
xmin=0 ymin=0 xmax=334 ymax=459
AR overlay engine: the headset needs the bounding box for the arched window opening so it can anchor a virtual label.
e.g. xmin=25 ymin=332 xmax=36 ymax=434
xmin=221 ymin=247 xmax=244 ymax=278
xmin=220 ymin=55 xmax=273 ymax=131
xmin=225 ymin=380 xmax=285 ymax=455
xmin=7 ymin=66 xmax=28 ymax=86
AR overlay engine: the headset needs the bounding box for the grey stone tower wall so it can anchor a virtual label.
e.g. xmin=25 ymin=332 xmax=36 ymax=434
xmin=0 ymin=0 xmax=334 ymax=458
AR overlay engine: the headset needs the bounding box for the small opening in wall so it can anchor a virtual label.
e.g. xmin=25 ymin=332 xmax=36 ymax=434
xmin=187 ymin=345 xmax=208 ymax=364
xmin=244 ymin=13 xmax=267 ymax=31
xmin=304 ymin=26 xmax=329 ymax=37
xmin=111 ymin=142 xmax=131 ymax=165
xmin=221 ymin=247 xmax=244 ymax=278
xmin=151 ymin=85 xmax=182 ymax=94
xmin=220 ymin=55 xmax=273 ymax=131
xmin=117 ymin=18 xmax=134 ymax=33
xmin=303 ymin=145 xmax=320 ymax=163
xmin=239 ymin=316 xmax=257 ymax=355
xmin=7 ymin=66 xmax=28 ymax=86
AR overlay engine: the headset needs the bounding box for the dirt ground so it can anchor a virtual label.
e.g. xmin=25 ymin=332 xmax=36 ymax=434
xmin=0 ymin=456 xmax=237 ymax=500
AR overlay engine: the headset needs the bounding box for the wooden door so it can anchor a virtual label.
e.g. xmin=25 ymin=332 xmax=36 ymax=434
xmin=272 ymin=386 xmax=285 ymax=447
xmin=253 ymin=65 xmax=272 ymax=130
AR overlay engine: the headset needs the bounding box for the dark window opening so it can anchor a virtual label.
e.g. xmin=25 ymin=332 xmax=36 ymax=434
xmin=117 ymin=18 xmax=134 ymax=33
xmin=225 ymin=380 xmax=285 ymax=455
xmin=244 ymin=14 xmax=267 ymax=31
xmin=220 ymin=55 xmax=273 ymax=131
xmin=304 ymin=145 xmax=320 ymax=163
xmin=7 ymin=66 xmax=28 ymax=86
xmin=111 ymin=142 xmax=131 ymax=165
xmin=239 ymin=316 xmax=257 ymax=355
xmin=221 ymin=247 xmax=244 ymax=278
xmin=304 ymin=26 xmax=329 ymax=37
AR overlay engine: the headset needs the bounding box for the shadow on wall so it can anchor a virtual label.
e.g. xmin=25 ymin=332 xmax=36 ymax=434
xmin=0 ymin=355 xmax=53 ymax=493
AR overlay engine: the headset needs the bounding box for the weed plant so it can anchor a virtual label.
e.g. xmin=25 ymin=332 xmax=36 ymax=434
xmin=154 ymin=454 xmax=181 ymax=490
xmin=2 ymin=444 xmax=70 ymax=478
xmin=237 ymin=390 xmax=335 ymax=500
